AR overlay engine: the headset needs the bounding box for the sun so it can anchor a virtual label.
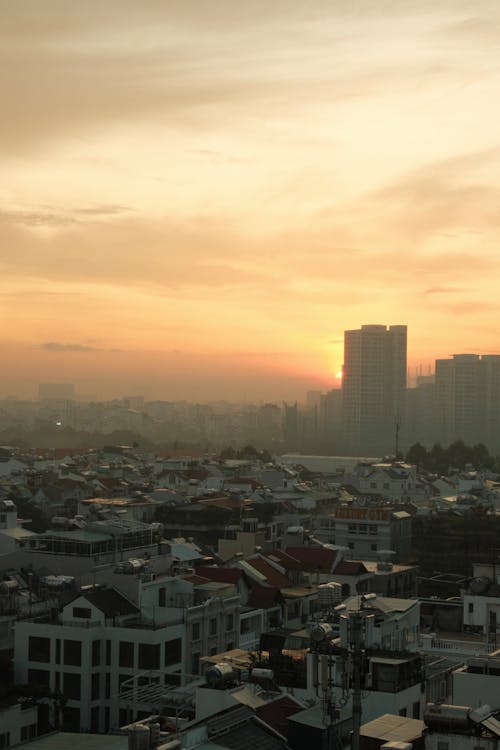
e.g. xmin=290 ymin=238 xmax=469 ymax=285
xmin=335 ymin=370 xmax=343 ymax=380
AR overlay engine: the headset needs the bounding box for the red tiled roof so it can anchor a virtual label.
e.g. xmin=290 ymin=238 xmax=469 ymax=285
xmin=247 ymin=585 xmax=282 ymax=609
xmin=245 ymin=557 xmax=291 ymax=588
xmin=182 ymin=574 xmax=211 ymax=585
xmin=285 ymin=546 xmax=338 ymax=572
xmin=195 ymin=566 xmax=244 ymax=585
xmin=333 ymin=560 xmax=369 ymax=576
xmin=266 ymin=549 xmax=303 ymax=570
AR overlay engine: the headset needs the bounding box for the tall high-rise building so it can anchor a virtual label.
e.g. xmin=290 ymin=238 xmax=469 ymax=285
xmin=435 ymin=353 xmax=500 ymax=450
xmin=341 ymin=324 xmax=407 ymax=455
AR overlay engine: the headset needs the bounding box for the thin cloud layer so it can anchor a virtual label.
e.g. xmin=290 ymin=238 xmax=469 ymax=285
xmin=3 ymin=1 xmax=500 ymax=398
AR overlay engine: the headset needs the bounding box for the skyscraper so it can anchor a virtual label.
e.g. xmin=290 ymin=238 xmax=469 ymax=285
xmin=435 ymin=353 xmax=500 ymax=451
xmin=341 ymin=324 xmax=407 ymax=455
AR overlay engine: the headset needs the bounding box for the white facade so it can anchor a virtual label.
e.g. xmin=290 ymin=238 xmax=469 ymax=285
xmin=14 ymin=576 xmax=240 ymax=733
xmin=453 ymin=659 xmax=500 ymax=711
xmin=0 ymin=703 xmax=38 ymax=748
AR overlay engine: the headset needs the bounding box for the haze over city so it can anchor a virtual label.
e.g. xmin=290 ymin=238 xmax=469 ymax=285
xmin=3 ymin=1 xmax=500 ymax=400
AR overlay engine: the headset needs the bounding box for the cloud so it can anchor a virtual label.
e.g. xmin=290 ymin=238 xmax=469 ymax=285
xmin=424 ymin=286 xmax=469 ymax=294
xmin=42 ymin=342 xmax=97 ymax=352
xmin=41 ymin=342 xmax=124 ymax=353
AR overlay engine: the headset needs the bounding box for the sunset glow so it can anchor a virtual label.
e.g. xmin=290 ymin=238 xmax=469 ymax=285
xmin=2 ymin=1 xmax=500 ymax=400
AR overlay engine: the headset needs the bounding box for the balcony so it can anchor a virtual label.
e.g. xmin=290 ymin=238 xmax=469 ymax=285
xmin=419 ymin=633 xmax=494 ymax=657
xmin=239 ymin=631 xmax=258 ymax=649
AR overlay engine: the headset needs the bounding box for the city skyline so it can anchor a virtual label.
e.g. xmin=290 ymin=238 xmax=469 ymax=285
xmin=2 ymin=2 xmax=500 ymax=400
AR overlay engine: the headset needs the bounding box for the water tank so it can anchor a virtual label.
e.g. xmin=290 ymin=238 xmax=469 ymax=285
xmin=318 ymin=582 xmax=342 ymax=606
xmin=205 ymin=662 xmax=235 ymax=687
xmin=0 ymin=580 xmax=18 ymax=594
xmin=310 ymin=622 xmax=334 ymax=643
xmin=150 ymin=722 xmax=161 ymax=748
xmin=40 ymin=575 xmax=76 ymax=590
xmin=128 ymin=725 xmax=150 ymax=750
xmin=469 ymin=577 xmax=491 ymax=595
xmin=424 ymin=703 xmax=472 ymax=730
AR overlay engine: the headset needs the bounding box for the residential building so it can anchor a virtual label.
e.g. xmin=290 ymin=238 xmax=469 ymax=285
xmin=333 ymin=505 xmax=412 ymax=562
xmin=14 ymin=575 xmax=240 ymax=732
xmin=342 ymin=324 xmax=407 ymax=455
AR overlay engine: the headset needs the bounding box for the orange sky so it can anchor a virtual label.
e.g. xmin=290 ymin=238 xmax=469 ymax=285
xmin=2 ymin=1 xmax=500 ymax=400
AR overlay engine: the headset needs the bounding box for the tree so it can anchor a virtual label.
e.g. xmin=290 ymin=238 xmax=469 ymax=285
xmin=405 ymin=442 xmax=429 ymax=469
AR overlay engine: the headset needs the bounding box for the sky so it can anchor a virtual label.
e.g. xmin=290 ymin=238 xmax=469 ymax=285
xmin=2 ymin=0 xmax=500 ymax=401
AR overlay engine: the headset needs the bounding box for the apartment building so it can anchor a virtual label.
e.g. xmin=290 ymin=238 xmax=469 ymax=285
xmin=14 ymin=575 xmax=240 ymax=733
xmin=342 ymin=324 xmax=407 ymax=455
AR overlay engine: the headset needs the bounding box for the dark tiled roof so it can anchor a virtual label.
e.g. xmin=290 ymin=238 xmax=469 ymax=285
xmin=247 ymin=584 xmax=282 ymax=609
xmin=266 ymin=549 xmax=303 ymax=570
xmin=333 ymin=560 xmax=369 ymax=576
xmin=285 ymin=546 xmax=337 ymax=572
xmin=256 ymin=696 xmax=304 ymax=735
xmin=245 ymin=557 xmax=291 ymax=588
xmin=195 ymin=566 xmax=244 ymax=585
xmin=207 ymin=706 xmax=287 ymax=750
xmin=81 ymin=587 xmax=138 ymax=617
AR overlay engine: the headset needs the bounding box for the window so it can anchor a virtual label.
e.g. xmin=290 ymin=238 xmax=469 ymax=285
xmin=348 ymin=524 xmax=357 ymax=535
xmin=413 ymin=701 xmax=420 ymax=719
xmin=209 ymin=618 xmax=217 ymax=636
xmin=64 ymin=672 xmax=81 ymax=700
xmin=105 ymin=673 xmax=111 ymax=699
xmin=73 ymin=606 xmax=92 ymax=619
xmin=21 ymin=724 xmax=37 ymax=741
xmin=91 ymin=707 xmax=100 ymax=732
xmin=64 ymin=639 xmax=82 ymax=667
xmin=28 ymin=636 xmax=51 ymax=663
xmin=158 ymin=587 xmax=166 ymax=607
xmin=91 ymin=672 xmax=100 ymax=701
xmin=209 ymin=646 xmax=218 ymax=656
xmin=358 ymin=525 xmax=367 ymax=535
xmin=164 ymin=638 xmax=182 ymax=666
xmin=437 ymin=743 xmax=449 ymax=750
xmin=348 ymin=542 xmax=354 ymax=550
xmin=105 ymin=640 xmax=111 ymax=666
xmin=398 ymin=707 xmax=407 ymax=717
xmin=191 ymin=652 xmax=200 ymax=674
xmin=92 ymin=640 xmax=101 ymax=667
xmin=371 ymin=544 xmax=377 ymax=551
xmin=119 ymin=674 xmax=133 ymax=690
xmin=468 ymin=602 xmax=474 ymax=613
xmin=28 ymin=669 xmax=49 ymax=688
xmin=226 ymin=613 xmax=234 ymax=631
xmin=0 ymin=733 xmax=10 ymax=749
xmin=62 ymin=707 xmax=80 ymax=732
xmin=192 ymin=622 xmax=200 ymax=640
xmin=138 ymin=643 xmax=160 ymax=670
xmin=369 ymin=525 xmax=377 ymax=535
xmin=119 ymin=641 xmax=134 ymax=668
xmin=55 ymin=639 xmax=61 ymax=664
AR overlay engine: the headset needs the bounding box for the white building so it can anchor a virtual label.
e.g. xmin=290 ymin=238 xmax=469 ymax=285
xmin=0 ymin=702 xmax=38 ymax=748
xmin=14 ymin=575 xmax=240 ymax=733
xmin=332 ymin=505 xmax=412 ymax=562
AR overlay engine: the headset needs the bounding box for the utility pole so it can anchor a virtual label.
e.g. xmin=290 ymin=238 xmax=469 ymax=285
xmin=349 ymin=611 xmax=363 ymax=750
xmin=311 ymin=605 xmax=367 ymax=750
